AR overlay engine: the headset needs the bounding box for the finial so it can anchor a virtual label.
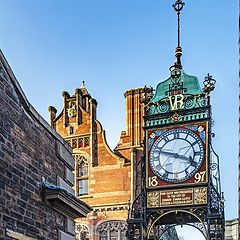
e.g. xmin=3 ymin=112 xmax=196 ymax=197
xmin=81 ymin=81 xmax=85 ymax=88
xmin=80 ymin=80 xmax=89 ymax=95
xmin=203 ymin=73 xmax=216 ymax=95
xmin=172 ymin=0 xmax=185 ymax=69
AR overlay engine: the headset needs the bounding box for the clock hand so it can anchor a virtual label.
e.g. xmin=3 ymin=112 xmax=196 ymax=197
xmin=160 ymin=150 xmax=176 ymax=157
xmin=177 ymin=154 xmax=191 ymax=161
xmin=161 ymin=150 xmax=193 ymax=162
xmin=177 ymin=155 xmax=197 ymax=168
xmin=178 ymin=144 xmax=191 ymax=155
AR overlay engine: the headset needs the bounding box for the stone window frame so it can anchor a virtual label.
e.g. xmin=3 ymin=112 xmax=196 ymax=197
xmin=75 ymin=155 xmax=89 ymax=196
xmin=96 ymin=220 xmax=127 ymax=240
xmin=65 ymin=135 xmax=90 ymax=149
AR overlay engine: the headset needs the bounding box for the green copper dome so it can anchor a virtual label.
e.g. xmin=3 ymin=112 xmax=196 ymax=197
xmin=151 ymin=70 xmax=203 ymax=103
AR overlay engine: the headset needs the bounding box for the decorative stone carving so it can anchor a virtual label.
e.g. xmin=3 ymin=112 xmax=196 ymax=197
xmin=194 ymin=187 xmax=207 ymax=204
xmin=67 ymin=102 xmax=77 ymax=117
xmin=147 ymin=192 xmax=159 ymax=208
xmin=97 ymin=221 xmax=127 ymax=240
xmin=75 ymin=224 xmax=90 ymax=240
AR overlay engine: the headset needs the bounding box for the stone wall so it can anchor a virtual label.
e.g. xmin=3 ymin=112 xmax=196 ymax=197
xmin=0 ymin=50 xmax=91 ymax=240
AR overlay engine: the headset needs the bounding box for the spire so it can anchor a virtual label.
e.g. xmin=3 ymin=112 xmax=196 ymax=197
xmin=172 ymin=0 xmax=185 ymax=69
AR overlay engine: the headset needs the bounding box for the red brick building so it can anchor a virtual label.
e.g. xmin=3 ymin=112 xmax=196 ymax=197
xmin=49 ymin=82 xmax=147 ymax=240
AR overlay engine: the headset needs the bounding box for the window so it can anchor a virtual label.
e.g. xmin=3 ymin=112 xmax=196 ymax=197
xmin=97 ymin=221 xmax=127 ymax=240
xmin=78 ymin=179 xmax=88 ymax=195
xmin=75 ymin=155 xmax=89 ymax=196
xmin=69 ymin=126 xmax=74 ymax=135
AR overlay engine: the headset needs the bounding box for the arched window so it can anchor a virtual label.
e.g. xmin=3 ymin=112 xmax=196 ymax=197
xmin=76 ymin=224 xmax=90 ymax=240
xmin=75 ymin=155 xmax=89 ymax=196
xmin=97 ymin=221 xmax=127 ymax=240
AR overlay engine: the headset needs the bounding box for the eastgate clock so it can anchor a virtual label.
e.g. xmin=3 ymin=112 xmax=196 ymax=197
xmin=149 ymin=128 xmax=204 ymax=183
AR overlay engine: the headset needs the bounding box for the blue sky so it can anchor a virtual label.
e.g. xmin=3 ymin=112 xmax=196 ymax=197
xmin=0 ymin=0 xmax=238 ymax=225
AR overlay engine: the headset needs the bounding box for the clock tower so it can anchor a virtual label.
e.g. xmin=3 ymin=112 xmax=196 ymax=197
xmin=127 ymin=1 xmax=225 ymax=239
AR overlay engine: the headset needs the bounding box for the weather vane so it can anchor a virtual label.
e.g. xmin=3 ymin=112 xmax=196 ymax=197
xmin=172 ymin=0 xmax=185 ymax=69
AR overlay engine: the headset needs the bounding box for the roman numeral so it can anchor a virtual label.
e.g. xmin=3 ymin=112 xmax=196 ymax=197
xmin=174 ymin=132 xmax=180 ymax=139
xmin=195 ymin=151 xmax=201 ymax=156
xmin=190 ymin=161 xmax=197 ymax=168
xmin=163 ymin=172 xmax=169 ymax=179
xmin=155 ymin=164 xmax=162 ymax=171
xmin=192 ymin=140 xmax=198 ymax=146
xmin=163 ymin=136 xmax=169 ymax=142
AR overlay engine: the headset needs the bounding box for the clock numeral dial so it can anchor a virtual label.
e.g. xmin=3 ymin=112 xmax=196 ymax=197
xmin=173 ymin=132 xmax=180 ymax=139
xmin=149 ymin=128 xmax=204 ymax=183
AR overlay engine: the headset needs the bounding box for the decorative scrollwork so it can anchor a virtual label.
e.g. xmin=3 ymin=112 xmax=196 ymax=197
xmin=184 ymin=98 xmax=194 ymax=109
xmin=158 ymin=102 xmax=170 ymax=113
xmin=146 ymin=105 xmax=156 ymax=115
xmin=188 ymin=222 xmax=208 ymax=239
xmin=210 ymin=162 xmax=218 ymax=171
xmin=199 ymin=98 xmax=207 ymax=107
xmin=210 ymin=187 xmax=220 ymax=211
xmin=146 ymin=94 xmax=208 ymax=118
xmin=209 ymin=143 xmax=222 ymax=199
xmin=154 ymin=222 xmax=207 ymax=240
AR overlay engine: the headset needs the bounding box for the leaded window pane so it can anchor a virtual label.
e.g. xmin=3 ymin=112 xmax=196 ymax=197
xmin=78 ymin=161 xmax=88 ymax=177
xmin=78 ymin=179 xmax=88 ymax=195
xmin=74 ymin=155 xmax=89 ymax=196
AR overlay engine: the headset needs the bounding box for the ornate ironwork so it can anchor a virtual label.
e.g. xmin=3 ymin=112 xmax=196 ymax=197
xmin=203 ymin=73 xmax=216 ymax=95
xmin=155 ymin=225 xmax=179 ymax=240
xmin=206 ymin=137 xmax=225 ymax=240
xmin=172 ymin=0 xmax=185 ymax=48
xmin=140 ymin=86 xmax=154 ymax=105
xmin=209 ymin=141 xmax=222 ymax=196
xmin=146 ymin=106 xmax=210 ymax=128
xmin=154 ymin=222 xmax=208 ymax=239
xmin=127 ymin=0 xmax=224 ymax=239
xmin=146 ymin=208 xmax=208 ymax=239
xmin=146 ymin=94 xmax=207 ymax=116
xmin=127 ymin=155 xmax=147 ymax=240
xmin=171 ymin=0 xmax=185 ymax=68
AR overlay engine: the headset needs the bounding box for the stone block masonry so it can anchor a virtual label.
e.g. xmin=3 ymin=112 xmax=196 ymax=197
xmin=0 ymin=50 xmax=91 ymax=240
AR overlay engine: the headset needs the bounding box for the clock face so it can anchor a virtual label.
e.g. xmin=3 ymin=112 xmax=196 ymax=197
xmin=149 ymin=128 xmax=204 ymax=183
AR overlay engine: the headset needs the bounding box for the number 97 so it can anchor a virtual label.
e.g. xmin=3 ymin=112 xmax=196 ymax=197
xmin=194 ymin=171 xmax=206 ymax=183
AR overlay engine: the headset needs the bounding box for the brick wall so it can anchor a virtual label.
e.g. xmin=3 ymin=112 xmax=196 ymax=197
xmin=49 ymin=82 xmax=148 ymax=239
